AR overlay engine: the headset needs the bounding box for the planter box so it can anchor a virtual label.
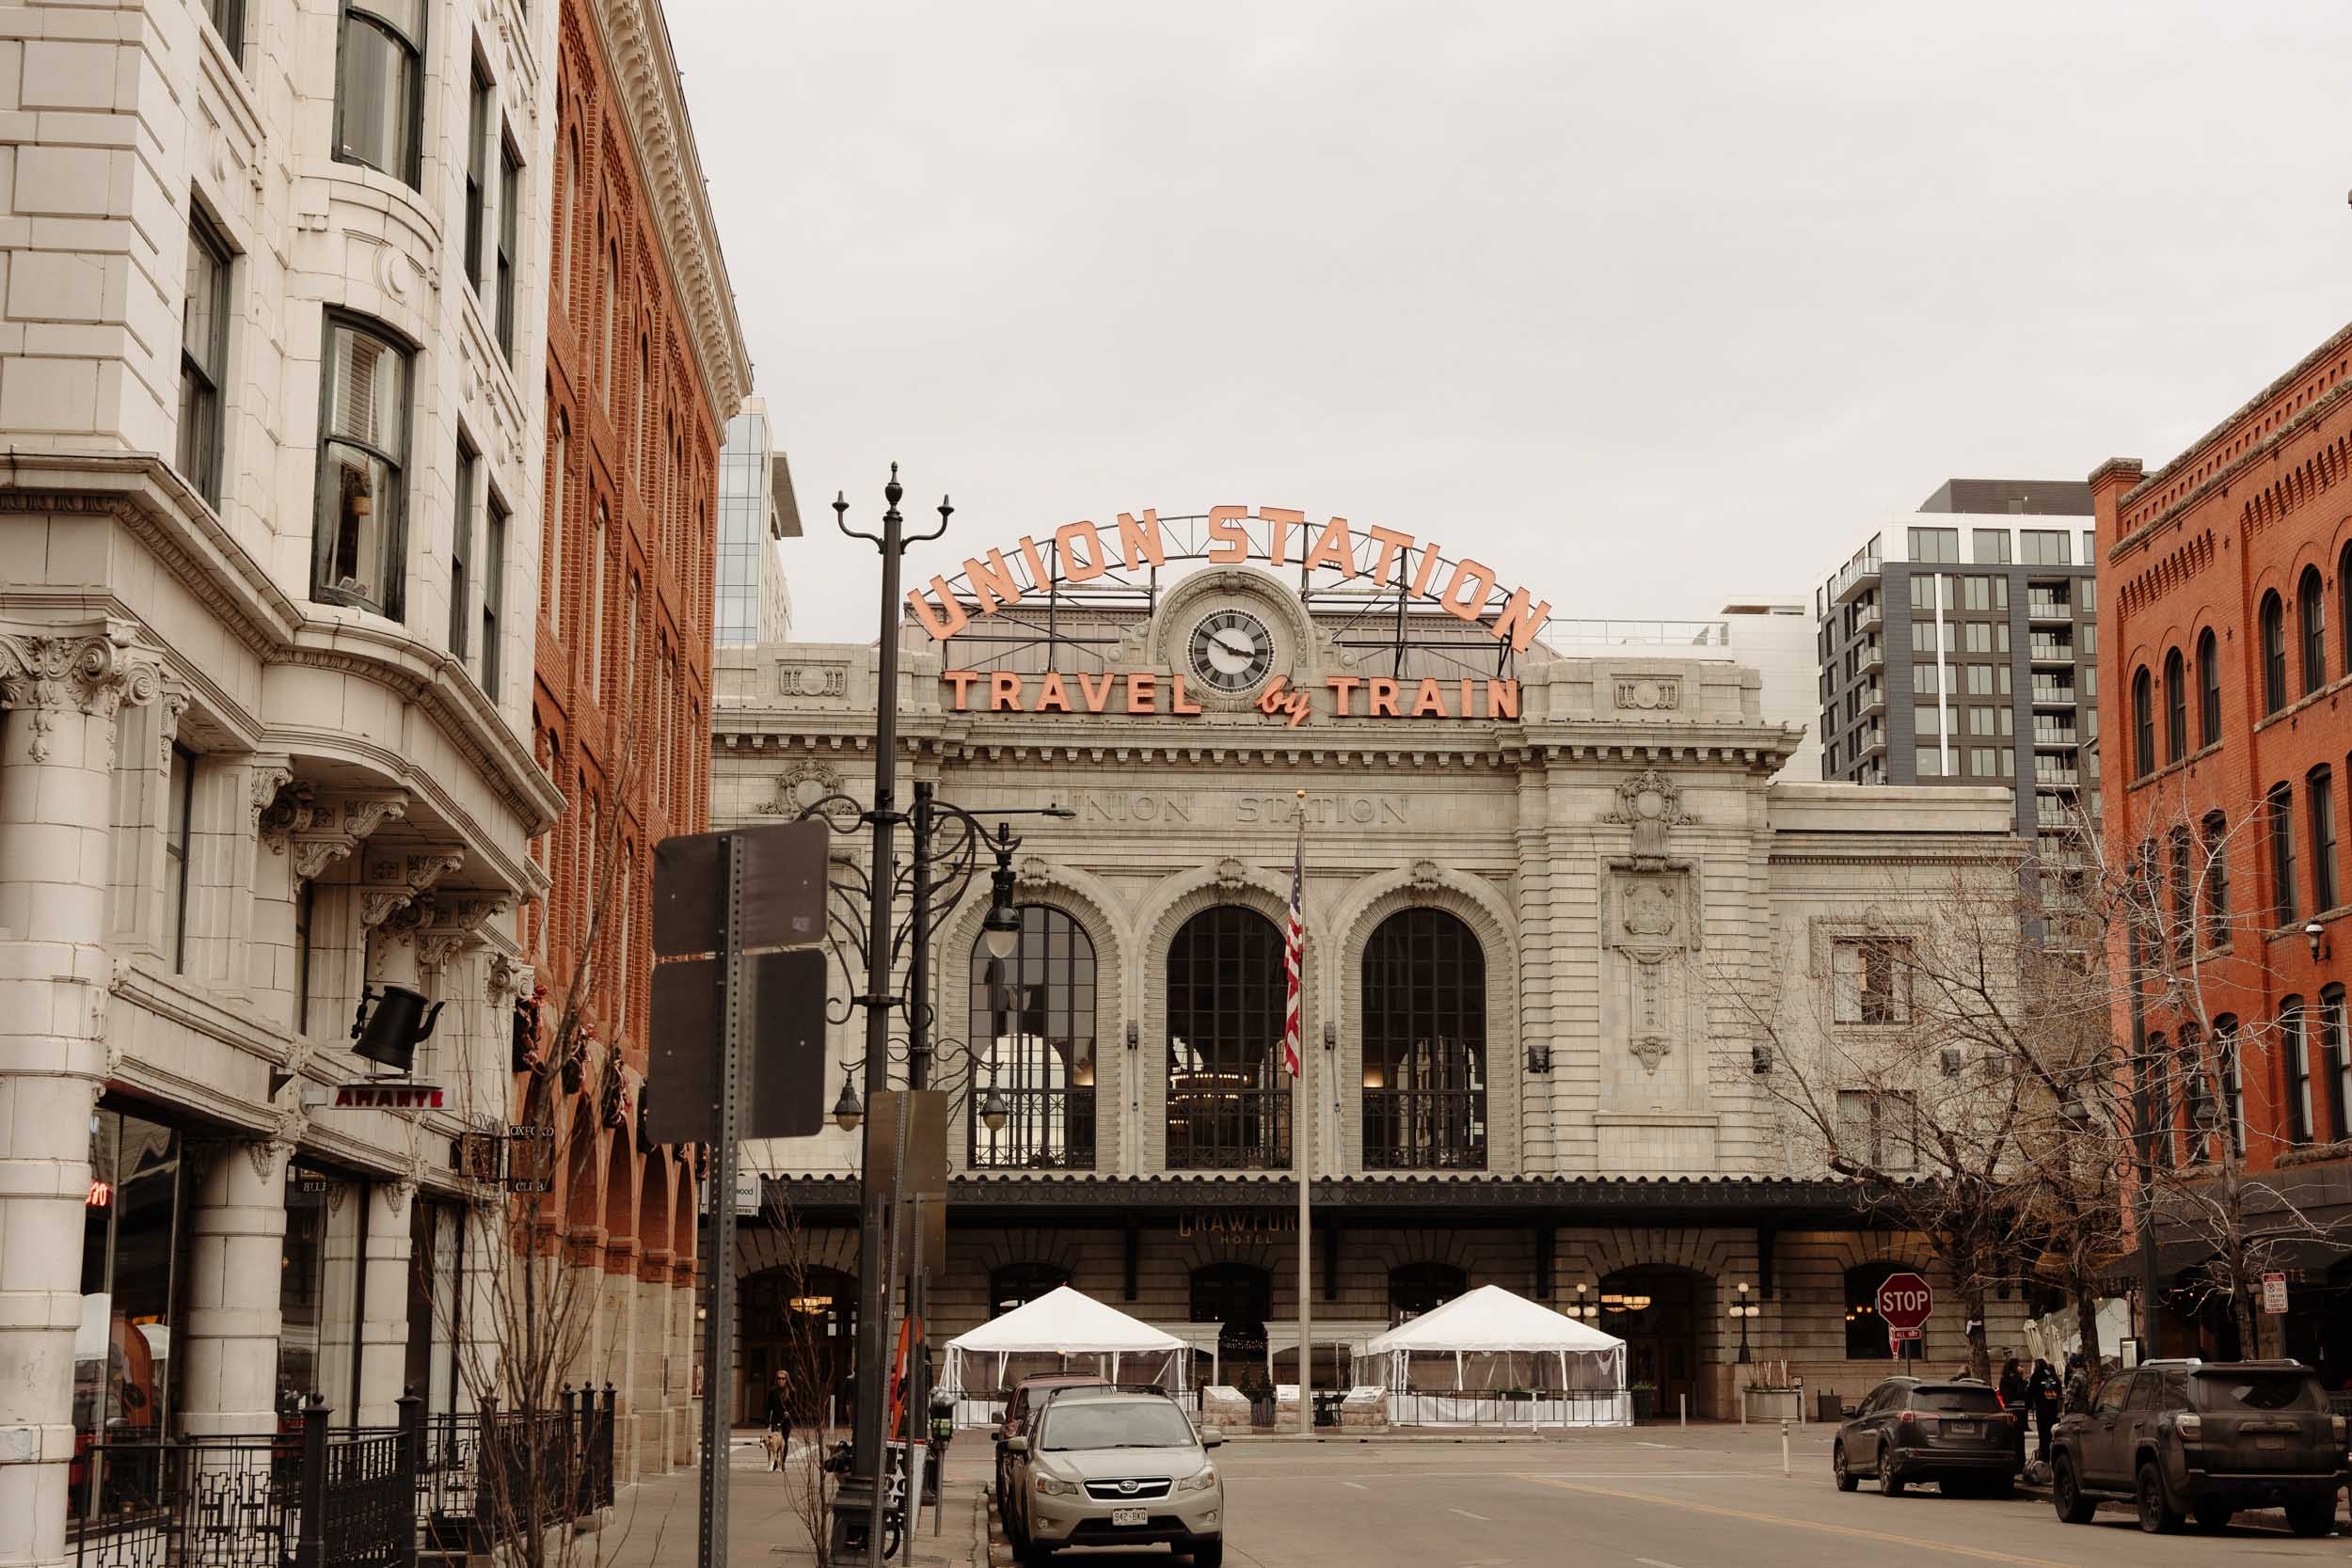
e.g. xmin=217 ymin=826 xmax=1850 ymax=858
xmin=1743 ymin=1387 xmax=1800 ymax=1420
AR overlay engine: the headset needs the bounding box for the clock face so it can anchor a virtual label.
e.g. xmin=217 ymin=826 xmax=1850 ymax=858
xmin=1187 ymin=608 xmax=1276 ymax=693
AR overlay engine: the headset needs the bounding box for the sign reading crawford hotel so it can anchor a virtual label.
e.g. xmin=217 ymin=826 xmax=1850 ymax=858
xmin=919 ymin=505 xmax=1548 ymax=727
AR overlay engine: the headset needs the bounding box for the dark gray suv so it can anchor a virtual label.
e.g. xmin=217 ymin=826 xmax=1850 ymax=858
xmin=2049 ymin=1359 xmax=2348 ymax=1534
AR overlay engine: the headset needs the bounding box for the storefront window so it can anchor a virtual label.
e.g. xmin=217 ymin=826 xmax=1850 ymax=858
xmin=278 ymin=1164 xmax=365 ymax=1424
xmin=405 ymin=1200 xmax=464 ymax=1414
xmin=75 ymin=1109 xmax=186 ymax=1453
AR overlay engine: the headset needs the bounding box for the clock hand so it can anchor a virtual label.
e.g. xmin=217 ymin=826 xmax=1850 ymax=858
xmin=1213 ymin=629 xmax=1255 ymax=657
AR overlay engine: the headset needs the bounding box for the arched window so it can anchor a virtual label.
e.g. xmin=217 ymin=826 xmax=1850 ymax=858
xmin=2269 ymin=781 xmax=2299 ymax=925
xmin=969 ymin=906 xmax=1097 ymax=1170
xmin=2261 ymin=591 xmax=2287 ymax=714
xmin=2324 ymin=986 xmax=2350 ymax=1148
xmin=2147 ymin=1032 xmax=2171 ymax=1170
xmin=1360 ymin=909 xmax=1487 ymax=1170
xmin=556 ymin=134 xmax=578 ymax=316
xmin=989 ymin=1261 xmax=1070 ymax=1319
xmin=2285 ymin=997 xmax=2312 ymax=1145
xmin=2131 ymin=666 xmax=2154 ymax=779
xmin=2341 ymin=542 xmax=2352 ymax=674
xmin=2300 ymin=565 xmax=2328 ymax=694
xmin=2197 ymin=629 xmax=2221 ymax=747
xmin=1843 ymin=1262 xmax=1919 ymax=1361
xmin=542 ymin=410 xmax=567 ymax=618
xmin=1166 ymin=907 xmax=1287 ymax=1169
xmin=2162 ymin=648 xmax=2186 ymax=762
xmin=2215 ymin=1014 xmax=2245 ymax=1157
xmin=333 ymin=0 xmax=424 ymax=187
xmin=599 ymin=236 xmax=618 ymax=407
xmin=1188 ymin=1261 xmax=1271 ymax=1324
xmin=1388 ymin=1261 xmax=1466 ymax=1323
xmin=587 ymin=500 xmax=607 ymax=701
xmin=2179 ymin=1025 xmax=2215 ymax=1164
xmin=2312 ymin=764 xmax=2340 ymax=913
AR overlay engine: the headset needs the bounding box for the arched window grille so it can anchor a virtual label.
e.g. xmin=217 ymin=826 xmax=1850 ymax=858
xmin=1166 ymin=907 xmax=1288 ymax=1169
xmin=1360 ymin=909 xmax=1486 ymax=1170
xmin=968 ymin=906 xmax=1097 ymax=1170
xmin=989 ymin=1261 xmax=1071 ymax=1319
xmin=2130 ymin=666 xmax=2153 ymax=779
xmin=2196 ymin=629 xmax=2221 ymax=747
xmin=1388 ymin=1261 xmax=1467 ymax=1323
xmin=2163 ymin=648 xmax=2186 ymax=763
xmin=2262 ymin=591 xmax=2288 ymax=714
xmin=2300 ymin=565 xmax=2328 ymax=694
xmin=1189 ymin=1261 xmax=1272 ymax=1324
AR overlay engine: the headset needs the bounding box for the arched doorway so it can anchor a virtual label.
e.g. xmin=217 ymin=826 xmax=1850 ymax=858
xmin=1388 ymin=1261 xmax=1467 ymax=1324
xmin=739 ymin=1265 xmax=856 ymax=1425
xmin=1598 ymin=1268 xmax=1710 ymax=1418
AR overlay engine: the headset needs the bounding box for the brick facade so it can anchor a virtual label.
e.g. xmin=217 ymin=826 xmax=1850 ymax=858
xmin=2093 ymin=318 xmax=2352 ymax=1365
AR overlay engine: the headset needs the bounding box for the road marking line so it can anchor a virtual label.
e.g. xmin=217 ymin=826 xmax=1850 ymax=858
xmin=1636 ymin=1559 xmax=1687 ymax=1568
xmin=1342 ymin=1481 xmax=1369 ymax=1490
xmin=1516 ymin=1478 xmax=2074 ymax=1567
xmin=1634 ymin=1441 xmax=1679 ymax=1449
xmin=1448 ymin=1507 xmax=1492 ymax=1521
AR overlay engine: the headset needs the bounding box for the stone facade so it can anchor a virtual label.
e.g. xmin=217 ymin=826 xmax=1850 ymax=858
xmin=0 ymin=0 xmax=741 ymax=1554
xmin=711 ymin=554 xmax=2032 ymax=1422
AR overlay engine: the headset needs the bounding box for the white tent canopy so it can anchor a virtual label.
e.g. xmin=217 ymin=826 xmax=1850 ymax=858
xmin=1365 ymin=1285 xmax=1625 ymax=1357
xmin=1365 ymin=1285 xmax=1629 ymax=1428
xmin=943 ymin=1288 xmax=1189 ymax=1416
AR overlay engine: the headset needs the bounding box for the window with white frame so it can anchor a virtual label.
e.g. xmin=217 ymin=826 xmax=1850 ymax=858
xmin=334 ymin=0 xmax=424 ymax=186
xmin=1836 ymin=1088 xmax=1917 ymax=1172
xmin=312 ymin=316 xmax=411 ymax=617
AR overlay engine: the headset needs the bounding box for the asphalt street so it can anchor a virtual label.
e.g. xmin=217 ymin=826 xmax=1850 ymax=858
xmin=1095 ymin=1425 xmax=2352 ymax=1568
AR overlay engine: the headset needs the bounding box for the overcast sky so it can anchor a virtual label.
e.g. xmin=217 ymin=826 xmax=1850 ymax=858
xmin=668 ymin=1 xmax=2352 ymax=645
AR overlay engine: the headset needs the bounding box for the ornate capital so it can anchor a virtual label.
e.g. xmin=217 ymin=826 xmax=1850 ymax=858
xmin=486 ymin=953 xmax=535 ymax=1006
xmin=292 ymin=833 xmax=358 ymax=882
xmin=247 ymin=758 xmax=295 ymax=834
xmin=0 ymin=627 xmax=164 ymax=761
xmin=260 ymin=781 xmax=319 ymax=850
xmin=360 ymin=888 xmax=419 ymax=930
xmin=416 ymin=894 xmax=508 ymax=970
xmin=340 ymin=792 xmax=409 ymax=842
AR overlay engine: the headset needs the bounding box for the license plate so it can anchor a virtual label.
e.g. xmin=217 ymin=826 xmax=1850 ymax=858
xmin=2259 ymin=1434 xmax=2287 ymax=1450
xmin=1111 ymin=1507 xmax=1150 ymax=1527
xmin=1947 ymin=1422 xmax=1979 ymax=1437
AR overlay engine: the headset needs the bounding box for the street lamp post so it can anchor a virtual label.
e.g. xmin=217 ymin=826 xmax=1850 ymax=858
xmin=813 ymin=471 xmax=1070 ymax=1562
xmin=1729 ymin=1282 xmax=1760 ymax=1364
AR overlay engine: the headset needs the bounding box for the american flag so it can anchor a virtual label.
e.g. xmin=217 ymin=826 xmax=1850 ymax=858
xmin=1283 ymin=811 xmax=1305 ymax=1078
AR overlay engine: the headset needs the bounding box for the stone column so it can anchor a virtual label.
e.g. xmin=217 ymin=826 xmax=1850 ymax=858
xmin=599 ymin=1231 xmax=639 ymax=1475
xmin=179 ymin=753 xmax=287 ymax=1000
xmin=0 ymin=628 xmax=157 ymax=1568
xmin=672 ymin=1262 xmax=698 ymax=1469
xmin=179 ymin=1140 xmax=293 ymax=1437
xmin=356 ymin=1181 xmax=417 ymax=1426
xmin=248 ymin=776 xmax=310 ymax=1023
xmin=633 ymin=1249 xmax=674 ymax=1476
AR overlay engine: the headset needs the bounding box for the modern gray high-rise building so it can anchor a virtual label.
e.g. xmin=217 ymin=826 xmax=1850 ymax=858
xmin=716 ymin=396 xmax=802 ymax=647
xmin=1815 ymin=480 xmax=2100 ymax=838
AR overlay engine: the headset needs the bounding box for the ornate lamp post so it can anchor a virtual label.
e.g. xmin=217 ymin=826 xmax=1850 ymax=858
xmin=1728 ymin=1281 xmax=1761 ymax=1364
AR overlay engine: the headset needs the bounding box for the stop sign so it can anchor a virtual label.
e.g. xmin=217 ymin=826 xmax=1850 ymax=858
xmin=1877 ymin=1271 xmax=1933 ymax=1332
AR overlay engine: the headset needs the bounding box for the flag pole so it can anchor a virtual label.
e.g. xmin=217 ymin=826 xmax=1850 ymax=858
xmin=1293 ymin=789 xmax=1312 ymax=1438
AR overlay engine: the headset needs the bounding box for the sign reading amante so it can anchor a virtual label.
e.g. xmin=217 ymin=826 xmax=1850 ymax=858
xmin=942 ymin=670 xmax=1519 ymax=726
xmin=908 ymin=505 xmax=1552 ymax=653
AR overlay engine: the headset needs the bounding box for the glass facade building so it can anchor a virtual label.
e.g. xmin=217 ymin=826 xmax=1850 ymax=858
xmin=715 ymin=396 xmax=798 ymax=647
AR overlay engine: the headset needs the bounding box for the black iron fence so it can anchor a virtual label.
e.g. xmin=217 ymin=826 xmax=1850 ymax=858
xmin=69 ymin=1386 xmax=619 ymax=1568
xmin=1361 ymin=1088 xmax=1487 ymax=1170
xmin=967 ymin=1087 xmax=1097 ymax=1170
xmin=1384 ymin=1388 xmax=1632 ymax=1427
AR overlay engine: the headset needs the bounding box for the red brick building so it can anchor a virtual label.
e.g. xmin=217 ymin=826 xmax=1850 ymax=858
xmin=2093 ymin=321 xmax=2352 ymax=1369
xmin=523 ymin=0 xmax=750 ymax=1474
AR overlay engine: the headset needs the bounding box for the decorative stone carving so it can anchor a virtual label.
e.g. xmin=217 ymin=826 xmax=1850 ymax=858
xmin=0 ymin=627 xmax=163 ymax=760
xmin=1608 ymin=872 xmax=1696 ymax=1080
xmin=247 ymin=761 xmax=295 ymax=832
xmin=1613 ymin=675 xmax=1682 ymax=712
xmin=1213 ymin=857 xmax=1250 ymax=892
xmin=259 ymin=782 xmax=319 ymax=849
xmin=486 ymin=952 xmax=534 ymax=1005
xmin=1603 ymin=769 xmax=1691 ymax=870
xmin=156 ymin=685 xmax=190 ymax=768
xmin=293 ymin=835 xmax=357 ymax=882
xmin=383 ymin=1179 xmax=414 ymax=1219
xmin=360 ymin=889 xmax=418 ymax=930
xmin=416 ymin=894 xmax=510 ymax=969
xmin=342 ymin=794 xmax=408 ymax=841
xmin=245 ymin=1139 xmax=290 ymax=1185
xmin=1407 ymin=859 xmax=1443 ymax=892
xmin=762 ymin=757 xmax=851 ymax=818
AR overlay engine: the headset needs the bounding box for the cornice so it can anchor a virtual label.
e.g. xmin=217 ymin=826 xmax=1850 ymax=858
xmin=755 ymin=1171 xmax=1873 ymax=1215
xmin=585 ymin=0 xmax=752 ymax=420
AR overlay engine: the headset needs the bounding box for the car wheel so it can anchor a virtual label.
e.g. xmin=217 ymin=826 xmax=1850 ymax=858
xmin=2285 ymin=1493 xmax=2337 ymax=1537
xmin=1878 ymin=1449 xmax=1904 ymax=1497
xmin=2051 ymin=1454 xmax=2095 ymax=1525
xmin=1019 ymin=1537 xmax=1057 ymax=1567
xmin=1191 ymin=1537 xmax=1226 ymax=1568
xmin=2191 ymin=1502 xmax=2233 ymax=1532
xmin=1833 ymin=1443 xmax=1858 ymax=1493
xmin=2135 ymin=1460 xmax=2182 ymax=1534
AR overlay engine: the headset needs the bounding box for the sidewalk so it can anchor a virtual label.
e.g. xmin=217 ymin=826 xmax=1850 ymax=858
xmin=592 ymin=1435 xmax=990 ymax=1568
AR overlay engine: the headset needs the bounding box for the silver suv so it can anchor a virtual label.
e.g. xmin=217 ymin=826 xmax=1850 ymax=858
xmin=1003 ymin=1389 xmax=1225 ymax=1566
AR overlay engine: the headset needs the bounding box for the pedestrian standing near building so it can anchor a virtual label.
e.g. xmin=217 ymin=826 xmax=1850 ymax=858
xmin=1997 ymin=1358 xmax=2028 ymax=1472
xmin=2027 ymin=1359 xmax=2060 ymax=1463
xmin=2061 ymin=1352 xmax=2088 ymax=1414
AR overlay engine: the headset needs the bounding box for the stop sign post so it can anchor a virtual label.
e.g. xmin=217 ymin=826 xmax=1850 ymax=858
xmin=1878 ymin=1271 xmax=1933 ymax=1354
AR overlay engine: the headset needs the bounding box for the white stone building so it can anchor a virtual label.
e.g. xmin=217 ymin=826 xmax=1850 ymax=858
xmin=0 ymin=0 xmax=704 ymax=1559
xmin=711 ymin=510 xmax=2033 ymax=1424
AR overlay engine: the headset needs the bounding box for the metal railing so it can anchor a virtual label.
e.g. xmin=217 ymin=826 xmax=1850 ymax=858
xmin=967 ymin=1087 xmax=1097 ymax=1170
xmin=1166 ymin=1088 xmax=1291 ymax=1170
xmin=71 ymin=1394 xmax=425 ymax=1568
xmin=1361 ymin=1089 xmax=1487 ymax=1171
xmin=418 ymin=1386 xmax=614 ymax=1556
xmin=1386 ymin=1389 xmax=1631 ymax=1427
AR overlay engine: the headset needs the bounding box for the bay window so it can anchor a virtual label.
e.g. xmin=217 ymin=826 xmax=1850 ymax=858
xmin=334 ymin=0 xmax=424 ymax=186
xmin=311 ymin=316 xmax=412 ymax=617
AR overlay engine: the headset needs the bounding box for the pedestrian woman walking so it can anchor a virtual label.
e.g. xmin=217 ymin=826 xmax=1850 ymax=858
xmin=763 ymin=1370 xmax=793 ymax=1470
xmin=1997 ymin=1358 xmax=2029 ymax=1473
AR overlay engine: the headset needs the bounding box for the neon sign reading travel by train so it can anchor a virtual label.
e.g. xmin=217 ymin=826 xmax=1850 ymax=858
xmin=905 ymin=505 xmax=1554 ymax=654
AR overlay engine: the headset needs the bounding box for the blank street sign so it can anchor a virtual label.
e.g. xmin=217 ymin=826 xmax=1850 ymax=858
xmin=645 ymin=947 xmax=829 ymax=1142
xmin=653 ymin=819 xmax=829 ymax=957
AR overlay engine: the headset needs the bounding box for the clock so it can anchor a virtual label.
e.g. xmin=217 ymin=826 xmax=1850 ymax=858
xmin=1187 ymin=608 xmax=1276 ymax=693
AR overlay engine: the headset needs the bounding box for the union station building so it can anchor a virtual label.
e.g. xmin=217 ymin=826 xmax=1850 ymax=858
xmin=710 ymin=507 xmax=2031 ymax=1420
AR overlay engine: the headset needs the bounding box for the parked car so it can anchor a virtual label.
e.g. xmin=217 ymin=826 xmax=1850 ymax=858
xmin=1003 ymin=1388 xmax=1224 ymax=1566
xmin=992 ymin=1374 xmax=1109 ymax=1517
xmin=1832 ymin=1376 xmax=2020 ymax=1497
xmin=2049 ymin=1359 xmax=2348 ymax=1535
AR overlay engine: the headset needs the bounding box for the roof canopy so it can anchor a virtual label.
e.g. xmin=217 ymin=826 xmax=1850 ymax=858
xmin=1364 ymin=1285 xmax=1625 ymax=1355
xmin=946 ymin=1286 xmax=1186 ymax=1356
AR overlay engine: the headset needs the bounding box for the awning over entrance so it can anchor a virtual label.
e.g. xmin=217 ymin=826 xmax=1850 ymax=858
xmin=2102 ymin=1234 xmax=2352 ymax=1291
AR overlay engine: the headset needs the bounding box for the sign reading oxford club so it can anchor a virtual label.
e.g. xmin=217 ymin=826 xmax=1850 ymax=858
xmin=918 ymin=504 xmax=1550 ymax=729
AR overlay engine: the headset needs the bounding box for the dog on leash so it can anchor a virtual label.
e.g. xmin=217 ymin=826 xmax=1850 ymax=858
xmin=761 ymin=1429 xmax=787 ymax=1470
